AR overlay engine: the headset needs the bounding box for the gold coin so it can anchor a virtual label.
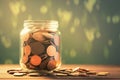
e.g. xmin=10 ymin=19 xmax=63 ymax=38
xmin=47 ymin=45 xmax=56 ymax=56
xmin=32 ymin=31 xmax=45 ymax=42
xmin=42 ymin=32 xmax=54 ymax=39
xmin=22 ymin=33 xmax=30 ymax=41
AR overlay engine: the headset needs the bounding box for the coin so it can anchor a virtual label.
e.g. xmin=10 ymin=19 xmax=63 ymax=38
xmin=50 ymin=73 xmax=67 ymax=76
xmin=32 ymin=31 xmax=45 ymax=42
xmin=47 ymin=59 xmax=56 ymax=70
xmin=96 ymin=72 xmax=109 ymax=76
xmin=39 ymin=57 xmax=49 ymax=70
xmin=42 ymin=32 xmax=54 ymax=39
xmin=53 ymin=34 xmax=60 ymax=46
xmin=28 ymin=72 xmax=42 ymax=76
xmin=47 ymin=45 xmax=56 ymax=56
xmin=22 ymin=33 xmax=30 ymax=41
xmin=68 ymin=72 xmax=80 ymax=76
xmin=54 ymin=52 xmax=61 ymax=67
xmin=13 ymin=72 xmax=26 ymax=76
xmin=22 ymin=55 xmax=28 ymax=64
xmin=24 ymin=45 xmax=31 ymax=56
xmin=30 ymin=42 xmax=45 ymax=55
xmin=30 ymin=55 xmax=42 ymax=66
xmin=72 ymin=67 xmax=80 ymax=72
xmin=86 ymin=71 xmax=96 ymax=75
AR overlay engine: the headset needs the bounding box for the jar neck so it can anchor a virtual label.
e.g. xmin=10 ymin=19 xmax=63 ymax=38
xmin=24 ymin=20 xmax=58 ymax=32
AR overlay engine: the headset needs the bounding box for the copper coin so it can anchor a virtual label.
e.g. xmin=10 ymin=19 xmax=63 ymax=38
xmin=27 ymin=63 xmax=36 ymax=69
xmin=24 ymin=45 xmax=31 ymax=56
xmin=54 ymin=52 xmax=61 ymax=67
xmin=22 ymin=33 xmax=30 ymax=41
xmin=47 ymin=60 xmax=56 ymax=70
xmin=47 ymin=45 xmax=56 ymax=56
xmin=39 ymin=57 xmax=49 ymax=70
xmin=30 ymin=42 xmax=45 ymax=54
xmin=32 ymin=31 xmax=45 ymax=42
xmin=53 ymin=34 xmax=60 ymax=46
xmin=22 ymin=55 xmax=28 ymax=64
xmin=42 ymin=32 xmax=54 ymax=39
xmin=30 ymin=55 xmax=42 ymax=66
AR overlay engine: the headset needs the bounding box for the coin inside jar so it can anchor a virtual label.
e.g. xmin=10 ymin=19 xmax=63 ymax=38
xmin=47 ymin=45 xmax=56 ymax=56
xmin=47 ymin=59 xmax=56 ymax=70
xmin=54 ymin=52 xmax=61 ymax=67
xmin=22 ymin=33 xmax=30 ymax=41
xmin=53 ymin=34 xmax=60 ymax=46
xmin=32 ymin=31 xmax=45 ymax=42
xmin=24 ymin=45 xmax=31 ymax=56
xmin=30 ymin=55 xmax=42 ymax=66
xmin=30 ymin=42 xmax=45 ymax=55
xmin=22 ymin=55 xmax=28 ymax=64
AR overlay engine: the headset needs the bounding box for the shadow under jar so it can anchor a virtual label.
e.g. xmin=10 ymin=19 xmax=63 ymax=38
xmin=20 ymin=20 xmax=61 ymax=71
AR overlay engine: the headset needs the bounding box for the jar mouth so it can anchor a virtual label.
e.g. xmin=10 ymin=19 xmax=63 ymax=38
xmin=24 ymin=20 xmax=58 ymax=32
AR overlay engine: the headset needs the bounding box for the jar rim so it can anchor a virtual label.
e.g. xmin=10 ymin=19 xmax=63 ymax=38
xmin=24 ymin=20 xmax=58 ymax=24
xmin=24 ymin=20 xmax=58 ymax=32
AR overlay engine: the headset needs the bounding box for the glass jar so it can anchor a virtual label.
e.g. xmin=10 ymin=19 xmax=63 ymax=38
xmin=20 ymin=20 xmax=61 ymax=71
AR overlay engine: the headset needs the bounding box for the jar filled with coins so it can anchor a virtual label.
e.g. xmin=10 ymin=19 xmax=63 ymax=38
xmin=20 ymin=20 xmax=61 ymax=71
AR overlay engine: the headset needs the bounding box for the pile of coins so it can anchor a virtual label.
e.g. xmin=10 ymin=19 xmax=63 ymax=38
xmin=7 ymin=67 xmax=109 ymax=77
xmin=20 ymin=30 xmax=61 ymax=71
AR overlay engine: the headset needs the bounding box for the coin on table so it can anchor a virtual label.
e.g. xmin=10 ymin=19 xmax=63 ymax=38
xmin=79 ymin=73 xmax=88 ymax=77
xmin=68 ymin=72 xmax=80 ymax=76
xmin=46 ymin=45 xmax=56 ymax=56
xmin=86 ymin=71 xmax=96 ymax=75
xmin=24 ymin=45 xmax=31 ymax=56
xmin=28 ymin=72 xmax=42 ymax=76
xmin=30 ymin=42 xmax=45 ymax=55
xmin=47 ymin=59 xmax=56 ymax=70
xmin=96 ymin=72 xmax=109 ymax=76
xmin=32 ymin=31 xmax=45 ymax=42
xmin=30 ymin=55 xmax=42 ymax=66
xmin=13 ymin=72 xmax=26 ymax=76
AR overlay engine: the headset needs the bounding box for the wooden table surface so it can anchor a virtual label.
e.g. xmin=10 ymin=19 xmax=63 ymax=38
xmin=0 ymin=64 xmax=120 ymax=80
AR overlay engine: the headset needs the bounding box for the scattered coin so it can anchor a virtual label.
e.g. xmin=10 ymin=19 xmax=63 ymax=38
xmin=68 ymin=72 xmax=80 ymax=76
xmin=86 ymin=71 xmax=96 ymax=75
xmin=50 ymin=73 xmax=68 ymax=76
xmin=13 ymin=72 xmax=26 ymax=76
xmin=96 ymin=72 xmax=109 ymax=76
xmin=72 ymin=67 xmax=80 ymax=72
xmin=28 ymin=72 xmax=42 ymax=76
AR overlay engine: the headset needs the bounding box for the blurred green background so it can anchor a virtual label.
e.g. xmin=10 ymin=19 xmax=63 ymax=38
xmin=0 ymin=0 xmax=120 ymax=65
